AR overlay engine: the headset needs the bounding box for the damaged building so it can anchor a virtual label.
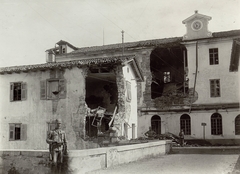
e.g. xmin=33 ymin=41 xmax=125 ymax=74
xmin=0 ymin=11 xmax=239 ymax=150
xmin=0 ymin=53 xmax=143 ymax=149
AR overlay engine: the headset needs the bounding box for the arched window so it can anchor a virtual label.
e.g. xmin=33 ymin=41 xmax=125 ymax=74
xmin=151 ymin=115 xmax=161 ymax=135
xmin=235 ymin=115 xmax=240 ymax=135
xmin=211 ymin=113 xmax=222 ymax=135
xmin=180 ymin=114 xmax=191 ymax=135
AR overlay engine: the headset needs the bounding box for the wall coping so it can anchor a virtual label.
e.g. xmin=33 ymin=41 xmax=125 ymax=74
xmin=68 ymin=140 xmax=171 ymax=157
xmin=0 ymin=140 xmax=171 ymax=157
xmin=173 ymin=146 xmax=240 ymax=149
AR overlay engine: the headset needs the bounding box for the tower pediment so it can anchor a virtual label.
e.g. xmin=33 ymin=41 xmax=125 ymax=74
xmin=182 ymin=10 xmax=212 ymax=40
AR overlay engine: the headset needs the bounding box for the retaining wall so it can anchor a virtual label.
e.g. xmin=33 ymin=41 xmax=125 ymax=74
xmin=0 ymin=140 xmax=171 ymax=174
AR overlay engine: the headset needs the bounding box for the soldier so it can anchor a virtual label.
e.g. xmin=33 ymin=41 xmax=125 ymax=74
xmin=179 ymin=129 xmax=184 ymax=147
xmin=46 ymin=119 xmax=67 ymax=165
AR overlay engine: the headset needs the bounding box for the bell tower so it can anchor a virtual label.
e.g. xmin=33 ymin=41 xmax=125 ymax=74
xmin=182 ymin=10 xmax=212 ymax=40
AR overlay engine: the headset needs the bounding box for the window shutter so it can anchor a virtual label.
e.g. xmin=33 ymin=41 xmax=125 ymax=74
xmin=21 ymin=124 xmax=27 ymax=141
xmin=40 ymin=80 xmax=47 ymax=100
xmin=10 ymin=83 xmax=14 ymax=102
xmin=9 ymin=124 xmax=14 ymax=140
xmin=21 ymin=82 xmax=27 ymax=100
xmin=59 ymin=79 xmax=66 ymax=99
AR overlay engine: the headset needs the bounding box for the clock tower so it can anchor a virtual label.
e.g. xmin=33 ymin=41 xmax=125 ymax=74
xmin=182 ymin=10 xmax=212 ymax=40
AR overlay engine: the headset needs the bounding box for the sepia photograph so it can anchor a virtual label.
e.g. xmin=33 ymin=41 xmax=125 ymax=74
xmin=0 ymin=0 xmax=239 ymax=173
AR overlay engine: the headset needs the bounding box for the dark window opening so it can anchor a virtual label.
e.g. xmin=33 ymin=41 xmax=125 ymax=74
xmin=15 ymin=124 xmax=21 ymax=140
xmin=13 ymin=83 xmax=21 ymax=101
xmin=211 ymin=113 xmax=222 ymax=135
xmin=209 ymin=48 xmax=219 ymax=65
xmin=9 ymin=123 xmax=23 ymax=141
xmin=180 ymin=114 xmax=191 ymax=135
xmin=62 ymin=48 xmax=66 ymax=53
xmin=150 ymin=46 xmax=187 ymax=99
xmin=151 ymin=115 xmax=161 ymax=135
xmin=10 ymin=82 xmax=27 ymax=102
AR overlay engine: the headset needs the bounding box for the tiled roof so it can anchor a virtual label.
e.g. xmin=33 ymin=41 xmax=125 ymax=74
xmin=69 ymin=37 xmax=183 ymax=54
xmin=212 ymin=30 xmax=240 ymax=38
xmin=0 ymin=55 xmax=134 ymax=74
xmin=68 ymin=30 xmax=240 ymax=54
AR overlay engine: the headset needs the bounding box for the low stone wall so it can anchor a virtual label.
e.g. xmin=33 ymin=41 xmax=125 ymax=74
xmin=0 ymin=140 xmax=171 ymax=174
xmin=170 ymin=146 xmax=240 ymax=154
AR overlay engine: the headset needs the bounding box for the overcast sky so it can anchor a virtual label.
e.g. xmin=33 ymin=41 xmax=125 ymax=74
xmin=0 ymin=0 xmax=239 ymax=67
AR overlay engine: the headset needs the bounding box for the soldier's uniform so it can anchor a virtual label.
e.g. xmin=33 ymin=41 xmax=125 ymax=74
xmin=179 ymin=129 xmax=184 ymax=147
xmin=46 ymin=119 xmax=67 ymax=164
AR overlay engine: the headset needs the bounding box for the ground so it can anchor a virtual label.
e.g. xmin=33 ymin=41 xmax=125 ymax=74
xmin=87 ymin=154 xmax=240 ymax=174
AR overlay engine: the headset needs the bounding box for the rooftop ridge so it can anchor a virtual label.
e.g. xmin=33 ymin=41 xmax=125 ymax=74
xmin=0 ymin=55 xmax=135 ymax=74
xmin=69 ymin=29 xmax=240 ymax=54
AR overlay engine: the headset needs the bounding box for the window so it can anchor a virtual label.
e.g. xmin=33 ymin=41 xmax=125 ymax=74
xmin=62 ymin=48 xmax=66 ymax=54
xmin=9 ymin=123 xmax=27 ymax=141
xmin=60 ymin=45 xmax=66 ymax=54
xmin=211 ymin=113 xmax=222 ymax=135
xmin=151 ymin=115 xmax=161 ymax=135
xmin=210 ymin=79 xmax=220 ymax=97
xmin=10 ymin=82 xmax=27 ymax=101
xmin=40 ymin=79 xmax=66 ymax=100
xmin=209 ymin=48 xmax=219 ymax=65
xmin=180 ymin=114 xmax=191 ymax=135
xmin=126 ymin=81 xmax=131 ymax=101
xmin=235 ymin=115 xmax=240 ymax=135
xmin=163 ymin=71 xmax=171 ymax=83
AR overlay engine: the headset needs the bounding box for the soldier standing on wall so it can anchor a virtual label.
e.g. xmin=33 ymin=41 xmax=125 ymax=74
xmin=46 ymin=119 xmax=67 ymax=165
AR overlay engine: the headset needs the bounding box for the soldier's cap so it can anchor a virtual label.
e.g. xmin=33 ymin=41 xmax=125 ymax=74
xmin=55 ymin=119 xmax=62 ymax=124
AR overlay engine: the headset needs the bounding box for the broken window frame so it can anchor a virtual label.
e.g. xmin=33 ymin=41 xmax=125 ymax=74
xmin=209 ymin=48 xmax=219 ymax=65
xmin=210 ymin=79 xmax=220 ymax=97
xmin=211 ymin=113 xmax=222 ymax=135
xmin=10 ymin=82 xmax=27 ymax=102
xmin=40 ymin=79 xmax=66 ymax=100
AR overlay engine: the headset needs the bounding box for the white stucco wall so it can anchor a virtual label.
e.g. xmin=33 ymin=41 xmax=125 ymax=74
xmin=122 ymin=65 xmax=138 ymax=139
xmin=138 ymin=109 xmax=240 ymax=140
xmin=185 ymin=38 xmax=239 ymax=104
xmin=0 ymin=67 xmax=86 ymax=150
